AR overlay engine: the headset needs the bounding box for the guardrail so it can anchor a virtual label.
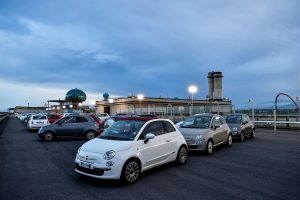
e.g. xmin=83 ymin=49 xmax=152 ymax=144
xmin=254 ymin=120 xmax=300 ymax=131
xmin=0 ymin=113 xmax=9 ymax=122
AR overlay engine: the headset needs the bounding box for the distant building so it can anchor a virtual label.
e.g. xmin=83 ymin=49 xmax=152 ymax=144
xmin=207 ymin=71 xmax=223 ymax=100
xmin=14 ymin=106 xmax=47 ymax=114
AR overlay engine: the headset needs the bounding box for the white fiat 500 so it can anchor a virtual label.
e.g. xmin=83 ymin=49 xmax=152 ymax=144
xmin=75 ymin=118 xmax=187 ymax=183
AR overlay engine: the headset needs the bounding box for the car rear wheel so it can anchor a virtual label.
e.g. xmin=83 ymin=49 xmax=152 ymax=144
xmin=86 ymin=131 xmax=96 ymax=140
xmin=240 ymin=132 xmax=245 ymax=142
xmin=122 ymin=160 xmax=140 ymax=184
xmin=227 ymin=134 xmax=233 ymax=146
xmin=206 ymin=140 xmax=213 ymax=155
xmin=176 ymin=146 xmax=187 ymax=164
xmin=250 ymin=129 xmax=255 ymax=138
xmin=44 ymin=132 xmax=54 ymax=142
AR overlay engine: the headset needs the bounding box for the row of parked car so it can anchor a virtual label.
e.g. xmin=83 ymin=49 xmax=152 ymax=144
xmin=16 ymin=112 xmax=255 ymax=184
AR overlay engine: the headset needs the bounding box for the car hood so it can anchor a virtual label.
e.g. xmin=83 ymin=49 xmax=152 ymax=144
xmin=80 ymin=138 xmax=132 ymax=153
xmin=178 ymin=128 xmax=209 ymax=136
xmin=227 ymin=123 xmax=241 ymax=130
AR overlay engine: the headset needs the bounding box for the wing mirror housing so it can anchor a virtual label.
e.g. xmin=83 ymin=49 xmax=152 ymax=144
xmin=144 ymin=133 xmax=155 ymax=144
xmin=213 ymin=124 xmax=220 ymax=130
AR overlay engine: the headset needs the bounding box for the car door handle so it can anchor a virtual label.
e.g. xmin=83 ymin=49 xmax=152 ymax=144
xmin=166 ymin=140 xmax=171 ymax=142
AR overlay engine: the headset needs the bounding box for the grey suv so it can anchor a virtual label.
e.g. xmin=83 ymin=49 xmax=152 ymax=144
xmin=38 ymin=115 xmax=100 ymax=141
xmin=224 ymin=114 xmax=255 ymax=142
xmin=178 ymin=114 xmax=232 ymax=155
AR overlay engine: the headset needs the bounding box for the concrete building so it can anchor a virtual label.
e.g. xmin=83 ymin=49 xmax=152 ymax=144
xmin=207 ymin=71 xmax=223 ymax=100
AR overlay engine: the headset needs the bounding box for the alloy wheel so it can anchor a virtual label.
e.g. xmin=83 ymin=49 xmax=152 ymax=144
xmin=177 ymin=146 xmax=187 ymax=164
xmin=86 ymin=131 xmax=95 ymax=140
xmin=124 ymin=161 xmax=140 ymax=183
xmin=44 ymin=132 xmax=54 ymax=142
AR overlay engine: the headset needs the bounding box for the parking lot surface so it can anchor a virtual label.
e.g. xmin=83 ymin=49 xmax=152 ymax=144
xmin=0 ymin=116 xmax=299 ymax=200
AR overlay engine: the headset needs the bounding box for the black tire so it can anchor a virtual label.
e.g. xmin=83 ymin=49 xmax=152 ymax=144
xmin=250 ymin=129 xmax=255 ymax=138
xmin=227 ymin=134 xmax=233 ymax=147
xmin=44 ymin=132 xmax=54 ymax=142
xmin=86 ymin=131 xmax=96 ymax=140
xmin=240 ymin=132 xmax=245 ymax=142
xmin=121 ymin=159 xmax=141 ymax=184
xmin=206 ymin=140 xmax=213 ymax=155
xmin=176 ymin=146 xmax=187 ymax=164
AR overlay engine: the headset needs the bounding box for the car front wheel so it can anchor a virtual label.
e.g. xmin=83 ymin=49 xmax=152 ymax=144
xmin=122 ymin=160 xmax=140 ymax=184
xmin=240 ymin=132 xmax=245 ymax=142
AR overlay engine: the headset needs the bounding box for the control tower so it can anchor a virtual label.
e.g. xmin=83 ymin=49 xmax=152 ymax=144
xmin=207 ymin=71 xmax=223 ymax=100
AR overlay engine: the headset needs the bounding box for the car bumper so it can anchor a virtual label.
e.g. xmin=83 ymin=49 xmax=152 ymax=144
xmin=74 ymin=154 xmax=123 ymax=180
xmin=231 ymin=132 xmax=241 ymax=138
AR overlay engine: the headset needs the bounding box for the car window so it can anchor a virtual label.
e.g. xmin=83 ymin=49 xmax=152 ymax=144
xmin=212 ymin=117 xmax=221 ymax=127
xmin=141 ymin=121 xmax=164 ymax=138
xmin=220 ymin=117 xmax=226 ymax=124
xmin=225 ymin=115 xmax=242 ymax=124
xmin=33 ymin=115 xmax=46 ymax=120
xmin=163 ymin=121 xmax=176 ymax=133
xmin=58 ymin=116 xmax=76 ymax=124
xmin=76 ymin=116 xmax=88 ymax=123
xmin=180 ymin=116 xmax=211 ymax=129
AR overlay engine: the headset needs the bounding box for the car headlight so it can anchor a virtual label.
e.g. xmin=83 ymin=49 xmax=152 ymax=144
xmin=232 ymin=127 xmax=238 ymax=131
xmin=195 ymin=135 xmax=203 ymax=140
xmin=103 ymin=150 xmax=116 ymax=160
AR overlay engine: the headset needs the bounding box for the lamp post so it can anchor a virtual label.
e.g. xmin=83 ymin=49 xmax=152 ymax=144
xmin=137 ymin=94 xmax=144 ymax=114
xmin=248 ymin=98 xmax=254 ymax=122
xmin=188 ymin=85 xmax=198 ymax=115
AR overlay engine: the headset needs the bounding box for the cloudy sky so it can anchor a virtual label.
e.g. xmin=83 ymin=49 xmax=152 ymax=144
xmin=0 ymin=0 xmax=299 ymax=110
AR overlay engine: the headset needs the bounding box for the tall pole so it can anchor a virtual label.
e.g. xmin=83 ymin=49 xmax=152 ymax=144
xmin=274 ymin=109 xmax=277 ymax=132
xmin=191 ymin=93 xmax=194 ymax=115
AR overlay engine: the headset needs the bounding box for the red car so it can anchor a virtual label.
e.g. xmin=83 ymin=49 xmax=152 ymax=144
xmin=47 ymin=114 xmax=61 ymax=124
xmin=81 ymin=113 xmax=101 ymax=125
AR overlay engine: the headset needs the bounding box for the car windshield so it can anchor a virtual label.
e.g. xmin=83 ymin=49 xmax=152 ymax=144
xmin=33 ymin=115 xmax=47 ymax=120
xmin=225 ymin=115 xmax=242 ymax=124
xmin=99 ymin=120 xmax=146 ymax=141
xmin=104 ymin=118 xmax=115 ymax=127
xmin=180 ymin=116 xmax=211 ymax=129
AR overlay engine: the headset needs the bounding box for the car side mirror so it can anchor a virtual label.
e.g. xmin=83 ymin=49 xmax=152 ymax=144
xmin=104 ymin=124 xmax=109 ymax=129
xmin=144 ymin=133 xmax=155 ymax=144
xmin=213 ymin=124 xmax=220 ymax=130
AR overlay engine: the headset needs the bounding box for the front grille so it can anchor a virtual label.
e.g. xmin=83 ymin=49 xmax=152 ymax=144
xmin=75 ymin=164 xmax=104 ymax=176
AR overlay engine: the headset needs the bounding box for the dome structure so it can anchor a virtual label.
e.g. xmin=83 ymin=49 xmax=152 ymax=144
xmin=65 ymin=88 xmax=87 ymax=103
xmin=103 ymin=93 xmax=109 ymax=100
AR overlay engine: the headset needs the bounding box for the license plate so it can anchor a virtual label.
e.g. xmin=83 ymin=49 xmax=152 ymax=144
xmin=81 ymin=162 xmax=93 ymax=169
xmin=37 ymin=121 xmax=43 ymax=123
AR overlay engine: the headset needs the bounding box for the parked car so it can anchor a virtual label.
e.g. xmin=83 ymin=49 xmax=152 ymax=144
xmin=38 ymin=115 xmax=100 ymax=141
xmin=61 ymin=113 xmax=79 ymax=118
xmin=224 ymin=114 xmax=255 ymax=142
xmin=96 ymin=113 xmax=110 ymax=122
xmin=47 ymin=114 xmax=61 ymax=124
xmin=75 ymin=118 xmax=187 ymax=183
xmin=27 ymin=114 xmax=49 ymax=130
xmin=178 ymin=114 xmax=232 ymax=155
xmin=81 ymin=113 xmax=101 ymax=125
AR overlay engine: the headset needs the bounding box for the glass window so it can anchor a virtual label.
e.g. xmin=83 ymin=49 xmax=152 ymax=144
xmin=212 ymin=117 xmax=221 ymax=127
xmin=142 ymin=121 xmax=165 ymax=137
xmin=33 ymin=115 xmax=47 ymax=120
xmin=76 ymin=116 xmax=88 ymax=123
xmin=180 ymin=116 xmax=211 ymax=129
xmin=99 ymin=120 xmax=146 ymax=141
xmin=163 ymin=121 xmax=176 ymax=133
xmin=57 ymin=116 xmax=76 ymax=124
xmin=219 ymin=117 xmax=226 ymax=124
xmin=225 ymin=115 xmax=242 ymax=124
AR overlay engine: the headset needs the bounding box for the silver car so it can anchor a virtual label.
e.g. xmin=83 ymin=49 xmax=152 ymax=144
xmin=178 ymin=114 xmax=232 ymax=155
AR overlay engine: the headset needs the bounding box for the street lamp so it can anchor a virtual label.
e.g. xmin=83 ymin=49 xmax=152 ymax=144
xmin=188 ymin=85 xmax=198 ymax=115
xmin=137 ymin=94 xmax=144 ymax=114
xmin=69 ymin=105 xmax=73 ymax=108
xmin=62 ymin=106 xmax=66 ymax=109
xmin=248 ymin=98 xmax=254 ymax=122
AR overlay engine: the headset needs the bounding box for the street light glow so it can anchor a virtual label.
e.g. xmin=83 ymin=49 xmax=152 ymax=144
xmin=69 ymin=105 xmax=73 ymax=108
xmin=62 ymin=106 xmax=66 ymax=109
xmin=78 ymin=103 xmax=83 ymax=106
xmin=90 ymin=100 xmax=96 ymax=106
xmin=108 ymin=98 xmax=114 ymax=103
xmin=188 ymin=85 xmax=198 ymax=94
xmin=137 ymin=94 xmax=144 ymax=100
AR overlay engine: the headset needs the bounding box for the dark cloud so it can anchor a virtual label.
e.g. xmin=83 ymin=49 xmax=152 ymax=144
xmin=0 ymin=0 xmax=300 ymax=109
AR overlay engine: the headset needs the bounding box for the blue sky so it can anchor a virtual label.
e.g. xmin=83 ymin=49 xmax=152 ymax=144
xmin=0 ymin=0 xmax=300 ymax=110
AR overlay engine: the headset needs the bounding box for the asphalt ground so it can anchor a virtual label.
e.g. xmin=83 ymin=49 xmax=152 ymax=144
xmin=0 ymin=116 xmax=299 ymax=200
